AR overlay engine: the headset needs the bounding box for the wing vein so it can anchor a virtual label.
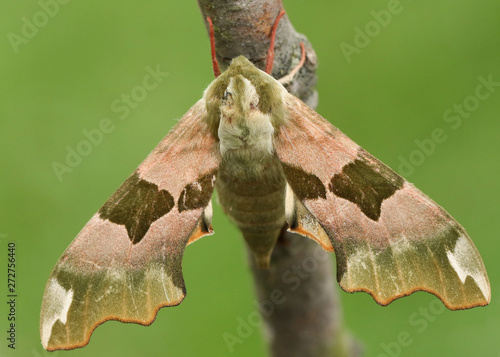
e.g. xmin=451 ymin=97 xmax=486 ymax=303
xmin=425 ymin=243 xmax=448 ymax=302
xmin=161 ymin=269 xmax=171 ymax=304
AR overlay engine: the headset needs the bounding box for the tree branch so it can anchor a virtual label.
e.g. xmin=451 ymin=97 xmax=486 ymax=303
xmin=197 ymin=1 xmax=362 ymax=356
xmin=197 ymin=0 xmax=317 ymax=106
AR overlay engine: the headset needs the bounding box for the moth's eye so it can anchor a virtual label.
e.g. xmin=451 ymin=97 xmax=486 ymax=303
xmin=223 ymin=91 xmax=232 ymax=101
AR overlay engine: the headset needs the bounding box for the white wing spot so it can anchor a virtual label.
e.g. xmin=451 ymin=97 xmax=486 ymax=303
xmin=284 ymin=184 xmax=295 ymax=225
xmin=204 ymin=200 xmax=213 ymax=224
xmin=41 ymin=278 xmax=74 ymax=348
xmin=446 ymin=235 xmax=490 ymax=300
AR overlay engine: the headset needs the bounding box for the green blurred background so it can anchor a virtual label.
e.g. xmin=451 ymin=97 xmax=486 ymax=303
xmin=1 ymin=0 xmax=499 ymax=356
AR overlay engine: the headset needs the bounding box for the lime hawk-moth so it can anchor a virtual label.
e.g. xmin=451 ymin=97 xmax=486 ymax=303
xmin=40 ymin=12 xmax=490 ymax=351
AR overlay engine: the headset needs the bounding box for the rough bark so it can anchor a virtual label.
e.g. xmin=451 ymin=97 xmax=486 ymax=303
xmin=197 ymin=1 xmax=362 ymax=356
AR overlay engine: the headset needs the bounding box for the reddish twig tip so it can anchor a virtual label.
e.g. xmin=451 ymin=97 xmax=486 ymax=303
xmin=207 ymin=16 xmax=221 ymax=77
xmin=265 ymin=10 xmax=286 ymax=74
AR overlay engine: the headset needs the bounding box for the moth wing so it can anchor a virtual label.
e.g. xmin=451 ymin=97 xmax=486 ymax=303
xmin=41 ymin=99 xmax=220 ymax=350
xmin=275 ymin=94 xmax=490 ymax=310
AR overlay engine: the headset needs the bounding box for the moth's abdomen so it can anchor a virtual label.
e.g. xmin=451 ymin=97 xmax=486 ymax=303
xmin=216 ymin=155 xmax=287 ymax=268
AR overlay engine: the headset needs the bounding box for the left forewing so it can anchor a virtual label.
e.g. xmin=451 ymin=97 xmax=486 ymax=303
xmin=275 ymin=94 xmax=490 ymax=310
xmin=41 ymin=99 xmax=220 ymax=350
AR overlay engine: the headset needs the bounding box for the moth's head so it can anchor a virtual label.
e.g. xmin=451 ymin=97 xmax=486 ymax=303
xmin=221 ymin=75 xmax=260 ymax=120
xmin=203 ymin=56 xmax=287 ymax=140
xmin=216 ymin=74 xmax=274 ymax=155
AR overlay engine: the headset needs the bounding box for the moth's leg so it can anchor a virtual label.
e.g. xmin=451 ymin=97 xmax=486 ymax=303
xmin=278 ymin=42 xmax=306 ymax=85
xmin=207 ymin=17 xmax=221 ymax=77
xmin=265 ymin=10 xmax=286 ymax=74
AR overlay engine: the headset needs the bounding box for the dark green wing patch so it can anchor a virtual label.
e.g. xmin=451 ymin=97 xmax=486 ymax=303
xmin=99 ymin=172 xmax=175 ymax=244
xmin=282 ymin=163 xmax=326 ymax=201
xmin=329 ymin=152 xmax=403 ymax=221
xmin=178 ymin=170 xmax=217 ymax=212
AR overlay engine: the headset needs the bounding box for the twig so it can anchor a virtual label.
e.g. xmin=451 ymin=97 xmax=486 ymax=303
xmin=197 ymin=1 xmax=362 ymax=356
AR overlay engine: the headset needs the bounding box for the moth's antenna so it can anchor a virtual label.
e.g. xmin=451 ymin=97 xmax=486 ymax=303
xmin=265 ymin=10 xmax=286 ymax=74
xmin=207 ymin=16 xmax=221 ymax=77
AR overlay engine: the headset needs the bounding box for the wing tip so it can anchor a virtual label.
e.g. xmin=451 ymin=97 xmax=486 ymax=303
xmin=41 ymin=295 xmax=186 ymax=351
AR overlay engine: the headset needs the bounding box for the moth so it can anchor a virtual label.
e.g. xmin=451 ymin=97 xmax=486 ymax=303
xmin=40 ymin=12 xmax=490 ymax=351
